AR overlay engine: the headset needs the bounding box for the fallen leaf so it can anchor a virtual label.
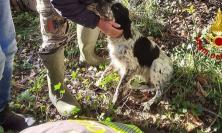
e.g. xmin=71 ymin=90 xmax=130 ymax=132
xmin=196 ymin=75 xmax=208 ymax=86
xmin=185 ymin=122 xmax=197 ymax=132
xmin=185 ymin=113 xmax=203 ymax=132
xmin=196 ymin=82 xmax=208 ymax=97
xmin=190 ymin=114 xmax=203 ymax=126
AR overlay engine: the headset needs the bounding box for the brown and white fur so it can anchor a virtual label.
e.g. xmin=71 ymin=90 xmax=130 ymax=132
xmin=96 ymin=2 xmax=173 ymax=110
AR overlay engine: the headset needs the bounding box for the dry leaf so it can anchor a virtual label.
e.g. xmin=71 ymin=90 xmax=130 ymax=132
xmin=185 ymin=122 xmax=197 ymax=132
xmin=189 ymin=114 xmax=203 ymax=126
xmin=196 ymin=82 xmax=208 ymax=97
xmin=185 ymin=113 xmax=203 ymax=132
xmin=196 ymin=75 xmax=208 ymax=86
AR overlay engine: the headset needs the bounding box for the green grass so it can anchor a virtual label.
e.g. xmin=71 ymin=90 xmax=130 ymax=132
xmin=170 ymin=41 xmax=222 ymax=132
xmin=98 ymin=72 xmax=120 ymax=91
xmin=13 ymin=11 xmax=39 ymax=37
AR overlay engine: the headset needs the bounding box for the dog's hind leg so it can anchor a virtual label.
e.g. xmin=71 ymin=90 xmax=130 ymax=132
xmin=112 ymin=70 xmax=133 ymax=105
xmin=96 ymin=63 xmax=113 ymax=86
xmin=137 ymin=85 xmax=156 ymax=92
xmin=141 ymin=86 xmax=161 ymax=111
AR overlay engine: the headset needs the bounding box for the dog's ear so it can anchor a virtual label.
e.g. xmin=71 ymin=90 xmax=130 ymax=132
xmin=111 ymin=3 xmax=132 ymax=40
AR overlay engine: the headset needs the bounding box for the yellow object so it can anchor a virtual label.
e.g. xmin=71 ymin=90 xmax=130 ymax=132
xmin=186 ymin=5 xmax=195 ymax=14
xmin=206 ymin=8 xmax=222 ymax=48
xmin=209 ymin=9 xmax=222 ymax=34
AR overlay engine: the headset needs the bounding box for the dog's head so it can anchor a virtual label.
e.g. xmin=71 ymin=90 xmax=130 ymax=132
xmin=88 ymin=1 xmax=132 ymax=39
xmin=111 ymin=3 xmax=132 ymax=39
xmin=88 ymin=0 xmax=114 ymax=20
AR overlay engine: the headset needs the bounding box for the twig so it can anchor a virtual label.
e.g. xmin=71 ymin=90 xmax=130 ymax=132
xmin=45 ymin=103 xmax=53 ymax=121
xmin=203 ymin=107 xmax=222 ymax=119
xmin=120 ymin=90 xmax=132 ymax=109
xmin=203 ymin=106 xmax=221 ymax=133
xmin=209 ymin=102 xmax=221 ymax=127
xmin=176 ymin=1 xmax=192 ymax=39
xmin=206 ymin=80 xmax=222 ymax=130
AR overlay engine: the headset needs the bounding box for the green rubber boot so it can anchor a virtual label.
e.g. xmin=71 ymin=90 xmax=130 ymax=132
xmin=40 ymin=46 xmax=81 ymax=116
xmin=77 ymin=24 xmax=107 ymax=65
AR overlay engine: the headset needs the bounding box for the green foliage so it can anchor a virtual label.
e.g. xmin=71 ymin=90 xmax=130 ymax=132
xmin=171 ymin=97 xmax=203 ymax=116
xmin=54 ymin=82 xmax=66 ymax=95
xmin=98 ymin=63 xmax=107 ymax=70
xmin=54 ymin=82 xmax=62 ymax=91
xmin=71 ymin=71 xmax=78 ymax=79
xmin=13 ymin=12 xmax=39 ymax=37
xmin=130 ymin=76 xmax=146 ymax=88
xmin=164 ymin=5 xmax=222 ymax=131
xmin=105 ymin=117 xmax=112 ymax=122
xmin=29 ymin=72 xmax=46 ymax=94
xmin=71 ymin=106 xmax=81 ymax=116
xmin=170 ymin=25 xmax=222 ymax=132
xmin=17 ymin=90 xmax=35 ymax=103
xmin=184 ymin=5 xmax=196 ymax=14
xmin=121 ymin=0 xmax=164 ymax=36
xmin=16 ymin=60 xmax=33 ymax=70
xmin=65 ymin=47 xmax=79 ymax=59
xmin=99 ymin=72 xmax=119 ymax=90
xmin=11 ymin=72 xmax=47 ymax=115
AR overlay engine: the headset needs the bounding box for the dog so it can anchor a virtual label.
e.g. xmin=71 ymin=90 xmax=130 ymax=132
xmin=95 ymin=2 xmax=173 ymax=110
xmin=87 ymin=0 xmax=114 ymax=20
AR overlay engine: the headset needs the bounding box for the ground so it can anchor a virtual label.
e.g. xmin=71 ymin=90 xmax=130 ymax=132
xmin=8 ymin=0 xmax=222 ymax=133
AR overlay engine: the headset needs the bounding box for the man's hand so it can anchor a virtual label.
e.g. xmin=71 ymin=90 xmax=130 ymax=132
xmin=97 ymin=19 xmax=123 ymax=38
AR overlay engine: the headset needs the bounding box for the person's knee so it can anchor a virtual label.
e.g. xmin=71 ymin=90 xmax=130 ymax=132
xmin=37 ymin=0 xmax=68 ymax=35
xmin=0 ymin=52 xmax=6 ymax=80
xmin=4 ymin=39 xmax=17 ymax=60
xmin=38 ymin=14 xmax=68 ymax=54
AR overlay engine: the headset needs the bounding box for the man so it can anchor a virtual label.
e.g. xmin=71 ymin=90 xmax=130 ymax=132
xmin=10 ymin=0 xmax=123 ymax=116
xmin=0 ymin=0 xmax=34 ymax=131
xmin=37 ymin=0 xmax=123 ymax=116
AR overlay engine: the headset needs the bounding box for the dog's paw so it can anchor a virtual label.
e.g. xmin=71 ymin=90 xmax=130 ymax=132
xmin=138 ymin=85 xmax=156 ymax=92
xmin=112 ymin=91 xmax=122 ymax=106
xmin=112 ymin=92 xmax=118 ymax=105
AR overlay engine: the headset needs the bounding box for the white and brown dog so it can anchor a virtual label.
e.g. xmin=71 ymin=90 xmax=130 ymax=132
xmin=95 ymin=2 xmax=173 ymax=110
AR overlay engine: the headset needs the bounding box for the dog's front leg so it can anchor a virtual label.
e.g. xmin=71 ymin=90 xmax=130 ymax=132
xmin=112 ymin=70 xmax=132 ymax=105
xmin=96 ymin=63 xmax=113 ymax=86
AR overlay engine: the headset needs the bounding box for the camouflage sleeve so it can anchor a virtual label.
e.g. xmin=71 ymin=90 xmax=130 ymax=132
xmin=50 ymin=0 xmax=100 ymax=28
